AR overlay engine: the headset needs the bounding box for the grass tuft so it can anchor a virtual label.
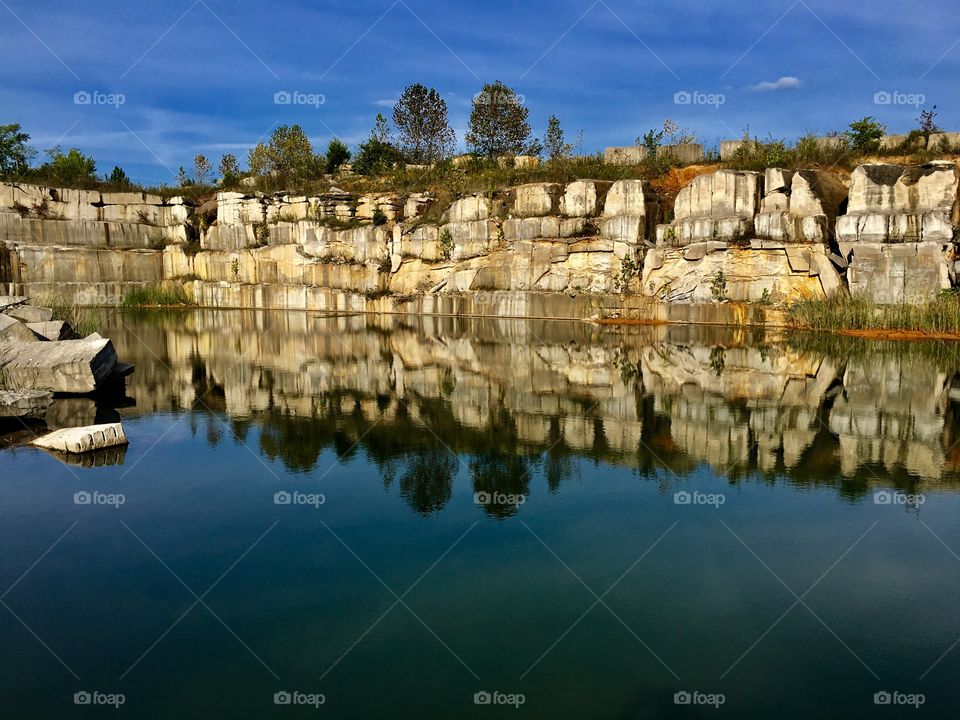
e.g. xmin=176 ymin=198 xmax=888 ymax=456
xmin=121 ymin=284 xmax=191 ymax=308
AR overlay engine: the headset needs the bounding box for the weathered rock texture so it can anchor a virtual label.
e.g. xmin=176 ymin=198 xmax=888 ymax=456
xmin=2 ymin=162 xmax=960 ymax=312
xmin=755 ymin=168 xmax=848 ymax=244
xmin=0 ymin=337 xmax=118 ymax=393
xmin=656 ymin=170 xmax=761 ymax=246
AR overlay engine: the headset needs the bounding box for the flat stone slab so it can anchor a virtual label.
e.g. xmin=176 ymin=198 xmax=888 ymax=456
xmin=31 ymin=422 xmax=128 ymax=454
xmin=0 ymin=296 xmax=27 ymax=311
xmin=0 ymin=389 xmax=53 ymax=418
xmin=27 ymin=320 xmax=73 ymax=341
xmin=0 ymin=337 xmax=118 ymax=393
xmin=5 ymin=305 xmax=54 ymax=323
xmin=0 ymin=314 xmax=38 ymax=342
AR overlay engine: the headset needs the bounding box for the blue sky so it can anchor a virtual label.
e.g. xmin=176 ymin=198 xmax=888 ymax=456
xmin=1 ymin=0 xmax=957 ymax=183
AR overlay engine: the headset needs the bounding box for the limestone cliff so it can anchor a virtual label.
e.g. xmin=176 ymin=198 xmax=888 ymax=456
xmin=0 ymin=162 xmax=957 ymax=316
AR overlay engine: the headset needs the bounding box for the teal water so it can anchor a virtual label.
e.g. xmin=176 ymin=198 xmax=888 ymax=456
xmin=2 ymin=310 xmax=959 ymax=718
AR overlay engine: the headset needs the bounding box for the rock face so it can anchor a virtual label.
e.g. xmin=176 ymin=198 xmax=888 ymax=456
xmin=837 ymin=162 xmax=958 ymax=243
xmin=0 ymin=337 xmax=118 ymax=393
xmin=32 ymin=422 xmax=127 ymax=454
xmin=846 ymin=243 xmax=951 ymax=304
xmin=512 ymin=184 xmax=562 ymax=218
xmin=642 ymin=245 xmax=843 ymax=303
xmin=656 ymin=170 xmax=761 ymax=246
xmin=0 ymin=389 xmax=53 ymax=418
xmin=2 ymin=164 xmax=960 ymax=311
xmin=560 ymin=181 xmax=612 ymax=218
xmin=833 ymin=163 xmax=958 ymax=303
xmin=756 ymin=169 xmax=848 ymax=244
xmin=0 ymin=314 xmax=37 ymax=342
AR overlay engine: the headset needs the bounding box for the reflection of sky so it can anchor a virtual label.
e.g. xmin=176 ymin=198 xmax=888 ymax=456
xmin=2 ymin=0 xmax=956 ymax=183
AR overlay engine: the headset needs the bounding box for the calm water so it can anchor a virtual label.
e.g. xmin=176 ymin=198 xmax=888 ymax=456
xmin=2 ymin=310 xmax=960 ymax=718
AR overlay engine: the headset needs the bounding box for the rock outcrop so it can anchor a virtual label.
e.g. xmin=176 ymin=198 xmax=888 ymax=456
xmin=655 ymin=170 xmax=761 ymax=246
xmin=755 ymin=168 xmax=848 ymax=244
xmin=835 ymin=163 xmax=958 ymax=303
xmin=0 ymin=336 xmax=119 ymax=393
xmin=2 ymin=161 xmax=960 ymax=313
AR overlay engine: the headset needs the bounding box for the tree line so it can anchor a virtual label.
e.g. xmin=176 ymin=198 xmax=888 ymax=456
xmin=0 ymin=80 xmax=577 ymax=191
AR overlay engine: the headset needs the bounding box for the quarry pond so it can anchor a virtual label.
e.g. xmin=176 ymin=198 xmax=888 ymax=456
xmin=2 ymin=309 xmax=960 ymax=718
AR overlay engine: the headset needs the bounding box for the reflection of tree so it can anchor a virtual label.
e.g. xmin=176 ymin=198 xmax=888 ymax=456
xmin=470 ymin=452 xmax=533 ymax=519
xmin=396 ymin=446 xmax=457 ymax=516
xmin=543 ymin=451 xmax=576 ymax=492
xmin=258 ymin=412 xmax=326 ymax=473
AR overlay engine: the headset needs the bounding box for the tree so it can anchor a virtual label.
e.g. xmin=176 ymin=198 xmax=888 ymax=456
xmin=372 ymin=113 xmax=391 ymax=144
xmin=544 ymin=115 xmax=571 ymax=162
xmin=39 ymin=146 xmax=97 ymax=186
xmin=193 ymin=154 xmax=213 ymax=185
xmin=918 ymin=106 xmax=941 ymax=139
xmin=466 ymin=81 xmax=531 ymax=158
xmin=353 ymin=117 xmax=403 ymax=176
xmin=847 ymin=117 xmax=886 ymax=153
xmin=107 ymin=166 xmax=131 ymax=187
xmin=324 ymin=138 xmax=351 ymax=174
xmin=0 ymin=123 xmax=33 ymax=177
xmin=392 ymin=83 xmax=456 ymax=164
xmin=247 ymin=124 xmax=316 ymax=186
xmin=637 ymin=127 xmax=665 ymax=156
xmin=219 ymin=153 xmax=240 ymax=185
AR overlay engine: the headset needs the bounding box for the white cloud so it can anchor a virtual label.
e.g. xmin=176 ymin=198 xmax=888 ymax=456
xmin=373 ymin=98 xmax=397 ymax=107
xmin=748 ymin=76 xmax=801 ymax=92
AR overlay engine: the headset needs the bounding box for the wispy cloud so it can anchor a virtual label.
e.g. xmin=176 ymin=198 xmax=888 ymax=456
xmin=373 ymin=98 xmax=397 ymax=107
xmin=748 ymin=76 xmax=801 ymax=92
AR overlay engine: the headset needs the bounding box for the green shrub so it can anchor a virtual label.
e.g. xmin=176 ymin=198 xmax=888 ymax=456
xmin=121 ymin=284 xmax=190 ymax=308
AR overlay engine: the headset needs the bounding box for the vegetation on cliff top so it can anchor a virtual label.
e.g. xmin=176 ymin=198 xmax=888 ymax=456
xmin=2 ymin=88 xmax=956 ymax=200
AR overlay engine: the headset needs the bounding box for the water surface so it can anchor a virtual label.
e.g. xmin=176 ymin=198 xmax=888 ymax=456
xmin=2 ymin=310 xmax=959 ymax=718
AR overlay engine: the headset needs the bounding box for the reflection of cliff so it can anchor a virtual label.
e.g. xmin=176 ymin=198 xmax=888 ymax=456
xmin=104 ymin=311 xmax=960 ymax=513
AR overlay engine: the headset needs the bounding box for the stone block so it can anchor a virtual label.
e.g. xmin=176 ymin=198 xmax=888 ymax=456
xmin=604 ymin=146 xmax=648 ymax=165
xmin=32 ymin=422 xmax=128 ymax=454
xmin=512 ymin=183 xmax=562 ymax=218
xmin=603 ymin=180 xmax=648 ymax=217
xmin=5 ymin=304 xmax=53 ymax=323
xmin=0 ymin=337 xmax=118 ymax=393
